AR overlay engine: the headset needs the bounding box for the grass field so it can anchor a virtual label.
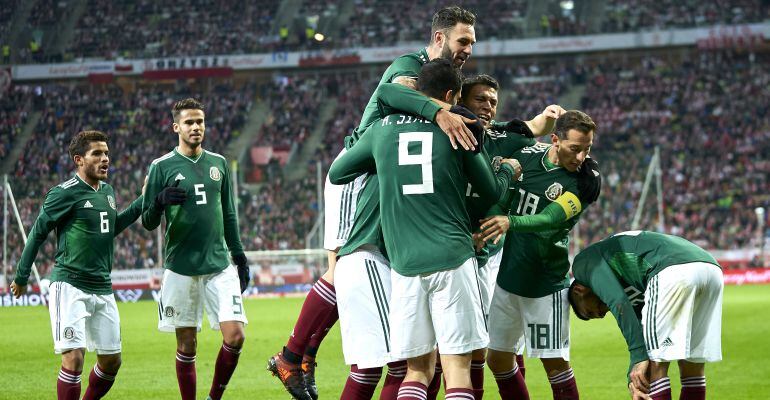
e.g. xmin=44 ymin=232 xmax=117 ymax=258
xmin=1 ymin=284 xmax=768 ymax=399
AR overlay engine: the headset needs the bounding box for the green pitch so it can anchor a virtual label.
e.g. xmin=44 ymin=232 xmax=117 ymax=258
xmin=2 ymin=285 xmax=768 ymax=399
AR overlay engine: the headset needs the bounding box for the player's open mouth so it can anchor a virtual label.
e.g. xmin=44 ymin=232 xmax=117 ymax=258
xmin=478 ymin=114 xmax=490 ymax=122
xmin=99 ymin=165 xmax=108 ymax=173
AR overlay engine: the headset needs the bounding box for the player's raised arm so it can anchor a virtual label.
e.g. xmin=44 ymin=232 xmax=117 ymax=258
xmin=328 ymin=129 xmax=377 ymax=185
xmin=13 ymin=186 xmax=73 ymax=290
xmin=115 ymin=195 xmax=143 ymax=235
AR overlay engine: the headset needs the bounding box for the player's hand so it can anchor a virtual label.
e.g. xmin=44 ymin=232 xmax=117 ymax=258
xmin=473 ymin=232 xmax=486 ymax=252
xmin=542 ymin=104 xmax=566 ymax=121
xmin=629 ymin=360 xmax=650 ymax=394
xmin=233 ymin=253 xmax=250 ymax=293
xmin=10 ymin=281 xmax=27 ymax=298
xmin=155 ymin=180 xmax=187 ymax=209
xmin=478 ymin=215 xmax=510 ymax=244
xmin=628 ymin=381 xmax=652 ymax=400
xmin=501 ymin=158 xmax=522 ymax=180
xmin=436 ymin=109 xmax=477 ymax=151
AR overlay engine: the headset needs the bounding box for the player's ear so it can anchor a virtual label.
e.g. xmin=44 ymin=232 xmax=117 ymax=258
xmin=433 ymin=30 xmax=444 ymax=48
xmin=73 ymin=154 xmax=83 ymax=167
xmin=172 ymin=121 xmax=180 ymax=134
xmin=444 ymin=89 xmax=456 ymax=104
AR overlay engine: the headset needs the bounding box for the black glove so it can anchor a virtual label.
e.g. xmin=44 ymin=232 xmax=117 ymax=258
xmin=504 ymin=119 xmax=535 ymax=138
xmin=449 ymin=105 xmax=485 ymax=153
xmin=576 ymin=157 xmax=601 ymax=205
xmin=155 ymin=180 xmax=187 ymax=209
xmin=233 ymin=253 xmax=250 ymax=293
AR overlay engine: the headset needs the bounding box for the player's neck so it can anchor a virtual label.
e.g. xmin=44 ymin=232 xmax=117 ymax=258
xmin=76 ymin=171 xmax=100 ymax=190
xmin=547 ymin=146 xmax=561 ymax=167
xmin=426 ymin=45 xmax=440 ymax=61
xmin=177 ymin=143 xmax=203 ymax=158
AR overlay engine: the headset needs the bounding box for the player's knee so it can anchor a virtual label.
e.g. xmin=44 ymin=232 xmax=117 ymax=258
xmin=62 ymin=349 xmax=85 ymax=372
xmin=471 ymin=347 xmax=487 ymax=362
xmin=541 ymin=358 xmax=570 ymax=376
xmin=225 ymin=330 xmax=245 ymax=348
xmin=677 ymin=360 xmax=704 ymax=377
xmin=486 ymin=349 xmax=512 ymax=372
xmin=100 ymin=354 xmax=122 ymax=374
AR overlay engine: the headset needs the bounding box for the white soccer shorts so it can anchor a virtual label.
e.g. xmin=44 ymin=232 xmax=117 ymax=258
xmin=478 ymin=248 xmax=504 ymax=314
xmin=389 ymin=257 xmax=489 ymax=359
xmin=335 ymin=247 xmax=393 ymax=368
xmin=644 ymin=262 xmax=723 ymax=363
xmin=158 ymin=265 xmax=248 ymax=332
xmin=48 ymin=281 xmax=121 ymax=355
xmin=324 ymin=148 xmax=368 ymax=251
xmin=488 ymin=285 xmax=570 ymax=360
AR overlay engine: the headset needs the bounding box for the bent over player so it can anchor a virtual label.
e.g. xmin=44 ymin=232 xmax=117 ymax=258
xmin=11 ymin=130 xmax=143 ymax=400
xmin=569 ymin=231 xmax=722 ymax=400
xmin=142 ymin=98 xmax=249 ymax=400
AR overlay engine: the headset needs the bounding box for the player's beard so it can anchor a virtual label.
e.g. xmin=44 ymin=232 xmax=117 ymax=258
xmin=183 ymin=131 xmax=204 ymax=149
xmin=440 ymin=42 xmax=463 ymax=68
xmin=86 ymin=162 xmax=108 ymax=182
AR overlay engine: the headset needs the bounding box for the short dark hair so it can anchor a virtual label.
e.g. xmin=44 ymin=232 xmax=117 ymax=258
xmin=554 ymin=110 xmax=597 ymax=139
xmin=68 ymin=130 xmax=108 ymax=160
xmin=172 ymin=98 xmax=205 ymax=122
xmin=461 ymin=74 xmax=499 ymax=102
xmin=431 ymin=6 xmax=476 ymax=38
xmin=418 ymin=59 xmax=463 ymax=100
xmin=567 ymin=281 xmax=591 ymax=321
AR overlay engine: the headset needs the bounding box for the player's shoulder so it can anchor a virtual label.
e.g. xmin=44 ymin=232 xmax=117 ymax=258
xmin=150 ymin=150 xmax=176 ymax=166
xmin=395 ymin=48 xmax=429 ymax=64
xmin=47 ymin=177 xmax=80 ymax=201
xmin=204 ymin=149 xmax=227 ymax=162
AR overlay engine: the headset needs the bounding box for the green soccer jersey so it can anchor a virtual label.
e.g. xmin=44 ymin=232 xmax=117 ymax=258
xmin=467 ymin=122 xmax=538 ymax=266
xmin=346 ymin=48 xmax=430 ymax=146
xmin=571 ymin=230 xmax=721 ymax=376
xmin=15 ymin=175 xmax=143 ymax=294
xmin=496 ymin=143 xmax=583 ymax=298
xmin=330 ymin=114 xmax=515 ymax=276
xmin=142 ymin=148 xmax=244 ymax=276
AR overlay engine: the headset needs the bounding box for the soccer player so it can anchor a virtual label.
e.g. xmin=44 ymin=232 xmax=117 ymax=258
xmin=568 ymin=231 xmax=722 ymax=400
xmin=141 ymin=98 xmax=249 ymax=400
xmin=329 ymin=58 xmax=520 ymax=400
xmin=269 ymin=6 xmax=479 ymax=399
xmin=11 ymin=130 xmax=143 ymax=400
xmin=477 ymin=110 xmax=601 ymax=400
xmin=459 ymin=74 xmax=566 ymax=398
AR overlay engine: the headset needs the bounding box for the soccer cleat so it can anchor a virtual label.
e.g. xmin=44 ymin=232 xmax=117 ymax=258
xmin=267 ymin=353 xmax=312 ymax=400
xmin=302 ymin=357 xmax=318 ymax=400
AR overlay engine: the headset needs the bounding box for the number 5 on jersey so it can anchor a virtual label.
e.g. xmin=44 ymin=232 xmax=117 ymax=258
xmin=194 ymin=183 xmax=207 ymax=205
xmin=398 ymin=132 xmax=434 ymax=195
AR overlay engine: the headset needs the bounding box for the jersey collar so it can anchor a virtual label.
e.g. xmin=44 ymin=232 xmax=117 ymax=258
xmin=174 ymin=147 xmax=204 ymax=163
xmin=74 ymin=173 xmax=102 ymax=192
xmin=541 ymin=146 xmax=562 ymax=172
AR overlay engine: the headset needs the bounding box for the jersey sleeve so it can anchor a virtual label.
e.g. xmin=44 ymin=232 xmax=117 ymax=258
xmin=489 ymin=120 xmax=538 ymax=156
xmin=573 ymin=251 xmax=649 ymax=378
xmin=141 ymin=163 xmax=164 ymax=230
xmin=384 ymin=55 xmax=422 ymax=82
xmin=329 ymin=129 xmax=376 ymax=185
xmin=507 ymin=191 xmax=582 ymax=232
xmin=463 ymin=148 xmax=515 ymax=210
xmin=14 ymin=187 xmax=73 ymax=285
xmin=116 ymin=195 xmax=144 ymax=235
xmin=374 ymin=83 xmax=442 ymax=122
xmin=221 ymin=161 xmax=244 ymax=257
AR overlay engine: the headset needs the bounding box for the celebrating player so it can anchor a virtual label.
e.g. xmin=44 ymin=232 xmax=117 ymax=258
xmin=11 ymin=130 xmax=143 ymax=400
xmin=269 ymin=6 xmax=478 ymax=399
xmin=478 ymin=110 xmax=601 ymax=400
xmin=330 ymin=58 xmax=520 ymax=400
xmin=141 ymin=98 xmax=249 ymax=400
xmin=569 ymin=231 xmax=722 ymax=400
xmin=459 ymin=73 xmax=565 ymax=397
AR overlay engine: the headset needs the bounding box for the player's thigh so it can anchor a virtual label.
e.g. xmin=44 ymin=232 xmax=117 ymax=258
xmin=488 ymin=284 xmax=527 ymax=353
xmin=86 ymin=293 xmax=122 ymax=355
xmin=204 ymin=265 xmax=248 ymax=329
xmin=389 ymin=269 xmax=434 ymax=360
xmin=48 ymin=281 xmax=90 ymax=353
xmin=158 ymin=269 xmax=203 ymax=332
xmin=336 ymin=249 xmax=392 ymax=368
xmin=516 ymin=289 xmax=570 ymax=361
xmin=429 ymin=258 xmax=489 ymax=355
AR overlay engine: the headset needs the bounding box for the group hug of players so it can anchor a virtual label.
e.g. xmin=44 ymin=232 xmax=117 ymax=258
xmin=10 ymin=5 xmax=722 ymax=400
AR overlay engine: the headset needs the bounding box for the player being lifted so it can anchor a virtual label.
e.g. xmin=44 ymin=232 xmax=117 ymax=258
xmin=477 ymin=110 xmax=601 ymax=400
xmin=11 ymin=131 xmax=143 ymax=400
xmin=141 ymin=98 xmax=249 ymax=400
xmin=268 ymin=6 xmax=478 ymax=399
xmin=330 ymin=59 xmax=520 ymax=400
xmin=459 ymin=73 xmax=566 ymax=398
xmin=569 ymin=231 xmax=722 ymax=400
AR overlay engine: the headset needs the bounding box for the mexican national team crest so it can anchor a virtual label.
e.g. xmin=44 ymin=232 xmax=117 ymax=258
xmin=165 ymin=306 xmax=175 ymax=318
xmin=107 ymin=195 xmax=116 ymax=210
xmin=209 ymin=166 xmax=221 ymax=181
xmin=63 ymin=327 xmax=75 ymax=340
xmin=545 ymin=182 xmax=563 ymax=200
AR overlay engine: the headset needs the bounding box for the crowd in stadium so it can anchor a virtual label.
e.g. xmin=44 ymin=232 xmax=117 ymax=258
xmin=4 ymin=0 xmax=767 ymax=63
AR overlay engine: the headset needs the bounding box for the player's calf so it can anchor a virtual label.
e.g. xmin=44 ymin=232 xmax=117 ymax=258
xmin=82 ymin=354 xmax=121 ymax=400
